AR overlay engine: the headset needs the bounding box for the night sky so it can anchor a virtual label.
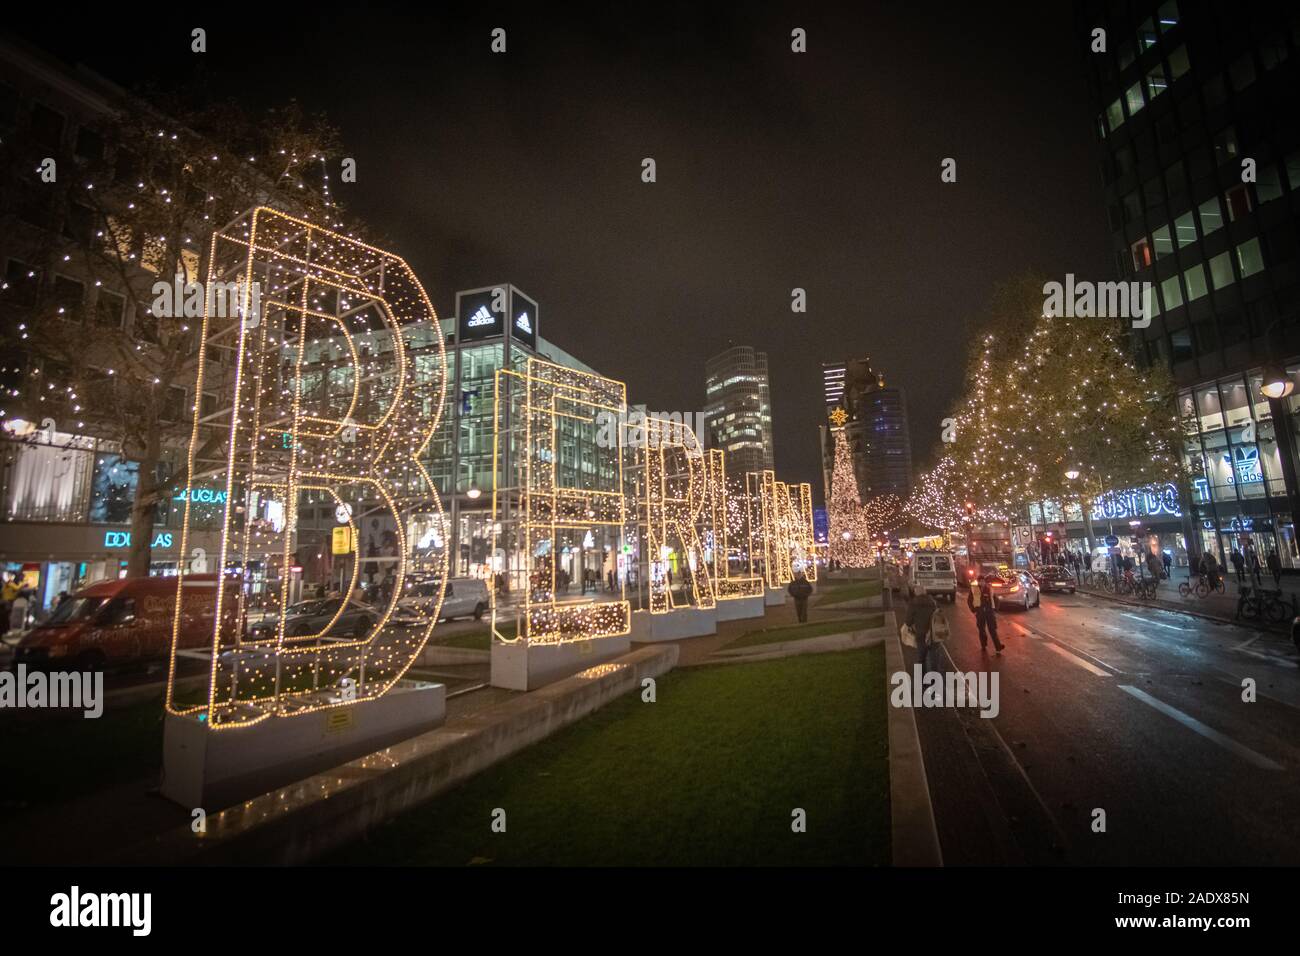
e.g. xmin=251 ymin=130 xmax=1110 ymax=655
xmin=9 ymin=1 xmax=1111 ymax=493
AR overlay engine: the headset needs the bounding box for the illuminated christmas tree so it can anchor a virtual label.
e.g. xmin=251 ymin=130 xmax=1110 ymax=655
xmin=827 ymin=426 xmax=874 ymax=566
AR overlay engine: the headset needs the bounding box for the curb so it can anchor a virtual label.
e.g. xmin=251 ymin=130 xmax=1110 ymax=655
xmin=883 ymin=615 xmax=943 ymax=867
xmin=697 ymin=626 xmax=889 ymax=665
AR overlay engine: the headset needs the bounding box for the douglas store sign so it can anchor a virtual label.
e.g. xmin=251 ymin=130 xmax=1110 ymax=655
xmin=1091 ymin=483 xmax=1182 ymax=521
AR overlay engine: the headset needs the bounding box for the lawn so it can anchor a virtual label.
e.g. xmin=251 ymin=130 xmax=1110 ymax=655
xmin=724 ymin=615 xmax=884 ymax=650
xmin=0 ymin=694 xmax=165 ymax=812
xmin=327 ymin=647 xmax=890 ymax=866
xmin=436 ymin=619 xmax=516 ymax=650
xmin=815 ymin=580 xmax=883 ymax=607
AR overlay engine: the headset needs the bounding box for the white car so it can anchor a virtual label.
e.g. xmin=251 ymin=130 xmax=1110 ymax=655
xmin=990 ymin=570 xmax=1040 ymax=611
xmin=397 ymin=577 xmax=489 ymax=622
xmin=909 ymin=552 xmax=957 ymax=602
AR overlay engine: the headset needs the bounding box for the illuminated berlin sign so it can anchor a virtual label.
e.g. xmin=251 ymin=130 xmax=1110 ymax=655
xmin=1091 ymin=483 xmax=1181 ymax=521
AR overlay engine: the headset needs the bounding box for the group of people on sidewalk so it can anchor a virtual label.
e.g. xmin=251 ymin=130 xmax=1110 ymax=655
xmin=903 ymin=575 xmax=1005 ymax=672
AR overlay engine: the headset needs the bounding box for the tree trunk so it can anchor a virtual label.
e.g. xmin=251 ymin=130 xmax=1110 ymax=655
xmin=126 ymin=440 xmax=163 ymax=579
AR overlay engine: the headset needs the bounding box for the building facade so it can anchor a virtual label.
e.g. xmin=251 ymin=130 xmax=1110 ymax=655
xmin=705 ymin=345 xmax=775 ymax=477
xmin=1080 ymin=0 xmax=1300 ymax=567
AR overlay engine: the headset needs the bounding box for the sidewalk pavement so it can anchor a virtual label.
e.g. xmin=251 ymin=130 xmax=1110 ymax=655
xmin=1076 ymin=569 xmax=1299 ymax=631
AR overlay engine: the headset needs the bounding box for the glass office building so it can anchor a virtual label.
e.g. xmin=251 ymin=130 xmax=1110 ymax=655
xmin=1081 ymin=0 xmax=1300 ymax=566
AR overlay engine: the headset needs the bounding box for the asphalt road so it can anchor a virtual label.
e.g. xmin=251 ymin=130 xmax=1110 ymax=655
xmin=902 ymin=589 xmax=1300 ymax=865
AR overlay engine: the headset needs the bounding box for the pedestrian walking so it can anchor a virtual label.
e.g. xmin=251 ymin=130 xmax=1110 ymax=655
xmin=1267 ymin=550 xmax=1282 ymax=588
xmin=966 ymin=575 xmax=1004 ymax=654
xmin=1247 ymin=547 xmax=1263 ymax=587
xmin=905 ymin=585 xmax=939 ymax=672
xmin=1230 ymin=547 xmax=1245 ymax=585
xmin=1161 ymin=550 xmax=1172 ymax=578
xmin=787 ymin=571 xmax=813 ymax=623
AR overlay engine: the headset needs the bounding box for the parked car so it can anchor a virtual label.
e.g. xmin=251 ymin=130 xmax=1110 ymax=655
xmin=989 ymin=570 xmax=1040 ymax=611
xmin=909 ymin=551 xmax=957 ymax=602
xmin=437 ymin=577 xmax=489 ymax=621
xmin=1036 ymin=564 xmax=1077 ymax=594
xmin=12 ymin=574 xmax=240 ymax=671
xmin=248 ymin=597 xmax=378 ymax=639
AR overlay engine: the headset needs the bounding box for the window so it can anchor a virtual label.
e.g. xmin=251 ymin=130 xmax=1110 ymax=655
xmin=1220 ymin=309 xmax=1247 ymax=346
xmin=5 ymin=259 xmax=39 ymax=307
xmin=1143 ymin=176 xmax=1164 ymax=210
xmin=1171 ymin=327 xmax=1194 ymax=362
xmin=1235 ymin=238 xmax=1264 ymax=278
xmin=1208 ymin=251 xmax=1235 ymax=290
xmin=90 ymin=455 xmax=138 ymax=523
xmin=1139 ymin=19 xmax=1159 ymax=51
xmin=1146 ymin=64 xmax=1169 ymax=99
xmin=1184 ymin=263 xmax=1208 ymax=301
xmin=1256 ymin=165 xmax=1284 ymax=203
xmin=1161 ymin=274 xmax=1184 ymax=310
xmin=1106 ymin=99 xmax=1124 ymax=132
xmin=1131 ymin=236 xmax=1153 ymax=271
xmin=1194 ymin=318 xmax=1218 ymax=353
xmin=1225 ymin=184 xmax=1252 ymax=221
xmin=1165 ymin=160 xmax=1185 ymax=197
xmin=52 ymin=275 xmax=85 ymax=321
xmin=1096 ymin=114 xmax=1107 ymax=141
xmin=1115 ymin=146 xmax=1136 ymax=179
xmin=74 ymin=126 xmax=103 ymax=161
xmin=1260 ymin=35 xmax=1289 ymax=71
xmin=96 ymin=289 xmax=125 ymax=327
xmin=29 ymin=103 xmax=64 ymax=148
xmin=1198 ymin=196 xmax=1223 ymax=235
xmin=1229 ymin=54 xmax=1256 ymax=92
xmin=1213 ymin=127 xmax=1239 ymax=165
xmin=1126 ymin=82 xmax=1145 ymax=116
xmin=1157 ymin=1 xmax=1180 ymax=32
xmin=63 ymin=201 xmax=95 ymax=243
xmin=98 ymin=598 xmax=136 ymax=627
xmin=1153 ymin=224 xmax=1174 ymax=258
xmin=1122 ymin=191 xmax=1142 ymax=223
xmin=1168 ymin=45 xmax=1191 ymax=81
xmin=1175 ymin=211 xmax=1196 ymax=248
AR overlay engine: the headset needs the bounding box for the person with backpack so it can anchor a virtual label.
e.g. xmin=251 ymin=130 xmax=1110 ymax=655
xmin=905 ymin=585 xmax=939 ymax=673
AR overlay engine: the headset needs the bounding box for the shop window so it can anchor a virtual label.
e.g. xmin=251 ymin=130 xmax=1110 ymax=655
xmin=1152 ymin=224 xmax=1174 ymax=258
xmin=1256 ymin=165 xmax=1284 ymax=203
xmin=1146 ymin=63 xmax=1169 ymax=99
xmin=3 ymin=439 xmax=93 ymax=522
xmin=1183 ymin=263 xmax=1208 ymax=301
xmin=1229 ymin=54 xmax=1256 ymax=92
xmin=1235 ymin=238 xmax=1265 ymax=278
xmin=1174 ymin=211 xmax=1196 ymax=248
xmin=1161 ymin=274 xmax=1184 ymax=310
xmin=1225 ymin=184 xmax=1251 ymax=222
xmin=1208 ymin=251 xmax=1235 ymax=290
xmin=1198 ymin=195 xmax=1223 ymax=236
xmin=1126 ymin=82 xmax=1145 ymax=117
xmin=1130 ymin=236 xmax=1153 ymax=271
xmin=1168 ymin=45 xmax=1191 ymax=81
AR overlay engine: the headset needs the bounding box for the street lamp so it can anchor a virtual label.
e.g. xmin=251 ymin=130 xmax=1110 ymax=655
xmin=1261 ymin=362 xmax=1294 ymax=399
xmin=466 ymin=484 xmax=481 ymax=500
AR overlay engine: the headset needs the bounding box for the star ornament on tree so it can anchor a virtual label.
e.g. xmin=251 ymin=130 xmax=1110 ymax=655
xmin=828 ymin=407 xmax=848 ymax=428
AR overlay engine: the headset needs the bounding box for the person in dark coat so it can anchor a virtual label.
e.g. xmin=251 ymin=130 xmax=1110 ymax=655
xmin=787 ymin=571 xmax=813 ymax=622
xmin=966 ymin=575 xmax=1004 ymax=654
xmin=1230 ymin=548 xmax=1246 ymax=584
xmin=1161 ymin=550 xmax=1172 ymax=578
xmin=1266 ymin=550 xmax=1282 ymax=588
xmin=905 ymin=585 xmax=939 ymax=672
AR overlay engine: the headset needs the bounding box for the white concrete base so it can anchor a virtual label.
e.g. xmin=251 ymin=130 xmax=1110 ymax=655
xmin=490 ymin=633 xmax=631 ymax=691
xmin=161 ymin=680 xmax=446 ymax=810
xmin=628 ymin=606 xmax=718 ymax=642
xmin=715 ymin=595 xmax=766 ymax=621
xmin=764 ymin=587 xmax=788 ymax=607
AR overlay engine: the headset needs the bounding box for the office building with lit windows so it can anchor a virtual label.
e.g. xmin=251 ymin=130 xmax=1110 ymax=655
xmin=1080 ymin=0 xmax=1300 ymax=565
xmin=705 ymin=345 xmax=775 ymax=477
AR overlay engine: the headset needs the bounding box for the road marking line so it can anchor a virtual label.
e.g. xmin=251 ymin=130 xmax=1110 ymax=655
xmin=1043 ymin=640 xmax=1111 ymax=676
xmin=1120 ymin=612 xmax=1187 ymax=632
xmin=1232 ymin=633 xmax=1264 ymax=650
xmin=1118 ymin=684 xmax=1284 ymax=770
xmin=1009 ymin=620 xmax=1119 ymax=674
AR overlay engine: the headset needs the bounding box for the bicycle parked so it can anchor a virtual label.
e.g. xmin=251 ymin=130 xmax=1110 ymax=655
xmin=1234 ymin=585 xmax=1296 ymax=624
xmin=1177 ymin=572 xmax=1226 ymax=599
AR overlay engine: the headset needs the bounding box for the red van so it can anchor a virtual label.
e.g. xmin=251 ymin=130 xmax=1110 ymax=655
xmin=13 ymin=574 xmax=241 ymax=670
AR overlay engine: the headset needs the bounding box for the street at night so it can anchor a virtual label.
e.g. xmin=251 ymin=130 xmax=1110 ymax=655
xmin=2 ymin=0 xmax=1298 ymax=941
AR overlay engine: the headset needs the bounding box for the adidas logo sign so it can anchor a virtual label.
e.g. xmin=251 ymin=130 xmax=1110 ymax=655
xmin=515 ymin=311 xmax=532 ymax=334
xmin=467 ymin=305 xmax=495 ymax=327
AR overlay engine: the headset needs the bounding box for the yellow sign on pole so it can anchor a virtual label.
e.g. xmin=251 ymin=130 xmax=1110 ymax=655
xmin=331 ymin=525 xmax=354 ymax=555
